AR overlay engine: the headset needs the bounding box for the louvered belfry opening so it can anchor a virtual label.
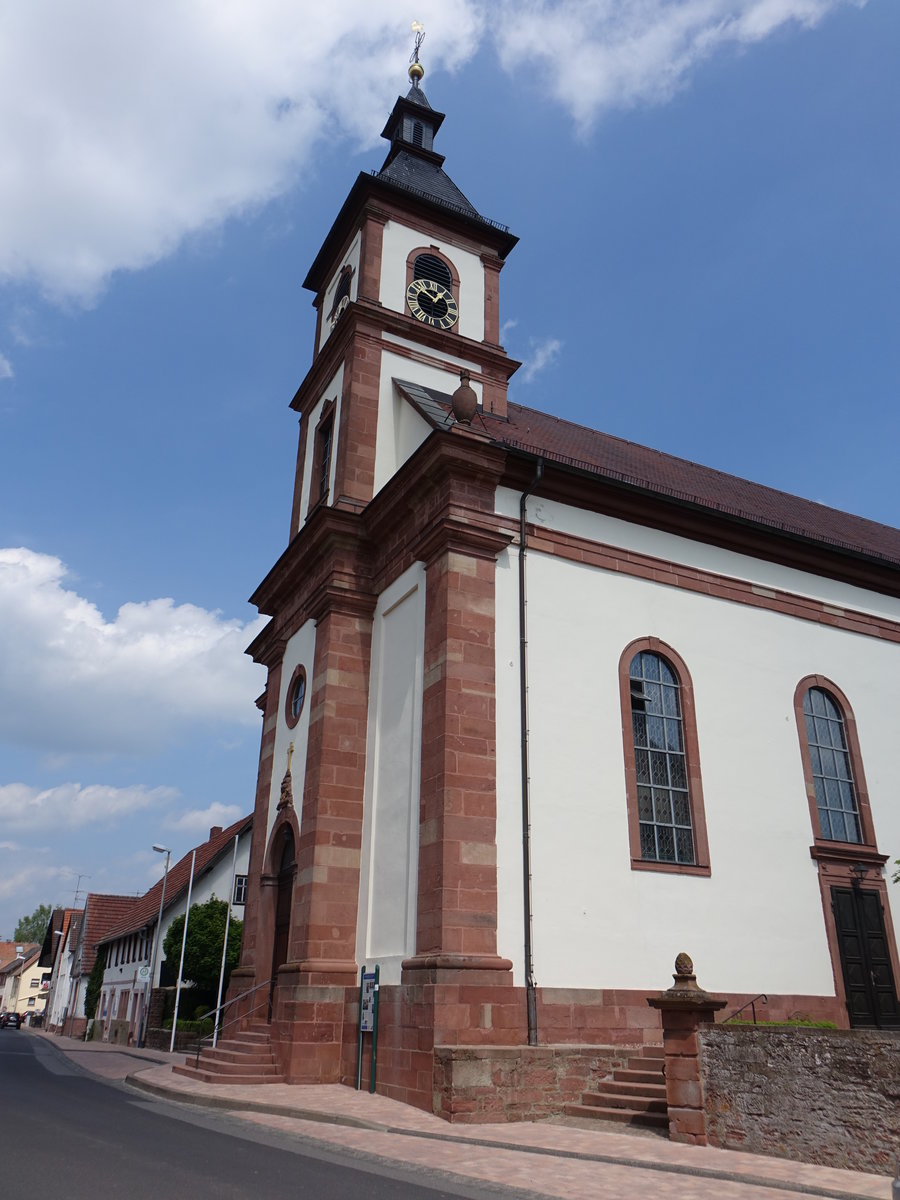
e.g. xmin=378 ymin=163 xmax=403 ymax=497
xmin=413 ymin=253 xmax=452 ymax=290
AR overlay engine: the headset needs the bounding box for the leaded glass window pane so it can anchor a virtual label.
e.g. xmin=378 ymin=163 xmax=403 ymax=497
xmin=630 ymin=651 xmax=695 ymax=865
xmin=802 ymin=688 xmax=861 ymax=844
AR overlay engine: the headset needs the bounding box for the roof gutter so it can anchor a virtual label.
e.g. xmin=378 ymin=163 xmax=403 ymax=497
xmin=519 ymin=457 xmax=543 ymax=1046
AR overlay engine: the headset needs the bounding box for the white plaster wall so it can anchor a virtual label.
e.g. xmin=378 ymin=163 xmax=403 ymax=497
xmin=356 ymin=563 xmax=426 ymax=983
xmin=373 ymin=345 xmax=481 ymax=496
xmin=380 ymin=221 xmax=485 ymax=342
xmin=495 ymin=532 xmax=900 ymax=997
xmin=266 ymin=619 xmax=317 ymax=855
xmin=495 ymin=487 xmax=900 ymax=621
xmin=297 ymin=364 xmax=343 ymax=531
xmin=317 ymin=232 xmax=361 ymax=353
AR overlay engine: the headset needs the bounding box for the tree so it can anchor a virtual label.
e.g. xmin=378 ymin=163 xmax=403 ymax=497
xmin=162 ymin=897 xmax=242 ymax=995
xmin=13 ymin=903 xmax=51 ymax=943
xmin=84 ymin=946 xmax=106 ymax=1022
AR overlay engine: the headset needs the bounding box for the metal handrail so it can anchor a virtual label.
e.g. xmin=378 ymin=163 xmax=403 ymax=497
xmin=723 ymin=993 xmax=768 ymax=1024
xmin=176 ymin=977 xmax=272 ymax=1065
xmin=193 ymin=992 xmax=272 ymax=1066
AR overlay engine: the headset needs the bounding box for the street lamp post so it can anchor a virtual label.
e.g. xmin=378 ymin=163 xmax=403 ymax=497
xmin=139 ymin=844 xmax=171 ymax=1048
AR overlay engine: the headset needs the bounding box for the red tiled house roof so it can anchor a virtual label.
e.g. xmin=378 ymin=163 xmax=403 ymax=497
xmin=79 ymin=895 xmax=137 ymax=976
xmin=98 ymin=814 xmax=252 ymax=946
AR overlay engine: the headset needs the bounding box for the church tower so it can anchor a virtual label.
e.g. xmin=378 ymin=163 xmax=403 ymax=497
xmin=230 ymin=42 xmax=523 ymax=1096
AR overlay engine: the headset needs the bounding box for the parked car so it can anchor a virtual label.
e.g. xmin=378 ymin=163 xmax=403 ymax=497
xmin=1 ymin=1012 xmax=21 ymax=1029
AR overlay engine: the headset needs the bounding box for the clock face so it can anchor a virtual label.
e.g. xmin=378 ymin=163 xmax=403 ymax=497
xmin=406 ymin=278 xmax=459 ymax=329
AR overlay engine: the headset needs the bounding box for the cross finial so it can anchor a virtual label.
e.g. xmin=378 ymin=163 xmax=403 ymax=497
xmin=409 ymin=21 xmax=425 ymax=85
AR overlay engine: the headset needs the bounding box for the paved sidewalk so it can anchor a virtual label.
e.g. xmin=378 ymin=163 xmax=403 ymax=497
xmin=30 ymin=1030 xmax=894 ymax=1200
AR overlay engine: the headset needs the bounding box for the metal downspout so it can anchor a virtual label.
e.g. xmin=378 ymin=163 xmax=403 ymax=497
xmin=519 ymin=458 xmax=543 ymax=1046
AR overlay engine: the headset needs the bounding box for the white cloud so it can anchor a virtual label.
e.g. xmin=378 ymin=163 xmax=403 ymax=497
xmin=0 ymin=782 xmax=177 ymax=832
xmin=0 ymin=2 xmax=863 ymax=303
xmin=0 ymin=547 xmax=266 ymax=756
xmin=0 ymin=1 xmax=484 ymax=302
xmin=0 ymin=354 xmax=12 ymax=380
xmin=0 ymin=858 xmax=85 ymax=903
xmin=495 ymin=0 xmax=865 ymax=127
xmin=520 ymin=337 xmax=563 ymax=383
xmin=167 ymin=802 xmax=243 ymax=835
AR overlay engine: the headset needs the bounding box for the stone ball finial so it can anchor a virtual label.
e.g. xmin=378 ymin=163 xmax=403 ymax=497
xmin=451 ymin=370 xmax=478 ymax=425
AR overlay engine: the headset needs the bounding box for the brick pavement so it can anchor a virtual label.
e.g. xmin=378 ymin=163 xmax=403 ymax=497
xmin=30 ymin=1030 xmax=894 ymax=1200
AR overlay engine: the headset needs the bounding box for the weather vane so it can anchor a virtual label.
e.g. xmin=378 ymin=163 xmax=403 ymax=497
xmin=409 ymin=20 xmax=425 ymax=85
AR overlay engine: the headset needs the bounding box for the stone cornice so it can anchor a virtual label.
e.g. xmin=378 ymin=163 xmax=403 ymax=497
xmin=289 ymin=302 xmax=520 ymax=417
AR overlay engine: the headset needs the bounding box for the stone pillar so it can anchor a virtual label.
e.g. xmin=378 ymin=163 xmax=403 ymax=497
xmin=648 ymin=953 xmax=726 ymax=1145
xmin=401 ymin=520 xmax=517 ymax=1050
xmin=275 ymin=588 xmax=375 ymax=1082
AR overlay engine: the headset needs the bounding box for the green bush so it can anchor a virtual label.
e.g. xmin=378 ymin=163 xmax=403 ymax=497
xmin=161 ymin=1017 xmax=215 ymax=1036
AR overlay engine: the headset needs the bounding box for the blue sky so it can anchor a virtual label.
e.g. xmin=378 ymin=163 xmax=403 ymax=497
xmin=0 ymin=0 xmax=897 ymax=937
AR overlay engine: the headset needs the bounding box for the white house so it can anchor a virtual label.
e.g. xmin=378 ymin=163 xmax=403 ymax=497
xmin=96 ymin=816 xmax=251 ymax=1045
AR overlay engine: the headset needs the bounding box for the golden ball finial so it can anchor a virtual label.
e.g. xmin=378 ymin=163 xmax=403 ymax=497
xmin=408 ymin=61 xmax=425 ymax=83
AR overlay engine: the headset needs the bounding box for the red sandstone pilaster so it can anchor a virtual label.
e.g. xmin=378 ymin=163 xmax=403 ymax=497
xmin=232 ymin=661 xmax=283 ymax=988
xmin=289 ymin=594 xmax=375 ymax=985
xmin=403 ymin=522 xmax=513 ymax=979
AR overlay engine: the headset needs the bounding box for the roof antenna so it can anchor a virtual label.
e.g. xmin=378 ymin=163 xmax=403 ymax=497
xmin=409 ymin=20 xmax=425 ymax=86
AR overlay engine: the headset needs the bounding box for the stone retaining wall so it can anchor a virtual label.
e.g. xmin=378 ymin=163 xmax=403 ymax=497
xmin=432 ymin=1044 xmax=634 ymax=1122
xmin=699 ymin=1026 xmax=900 ymax=1175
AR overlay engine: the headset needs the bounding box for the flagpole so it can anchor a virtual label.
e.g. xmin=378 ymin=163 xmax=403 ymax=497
xmin=212 ymin=834 xmax=239 ymax=1049
xmin=170 ymin=849 xmax=196 ymax=1054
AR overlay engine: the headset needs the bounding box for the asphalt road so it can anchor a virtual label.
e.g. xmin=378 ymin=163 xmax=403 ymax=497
xmin=0 ymin=1032 xmax=500 ymax=1200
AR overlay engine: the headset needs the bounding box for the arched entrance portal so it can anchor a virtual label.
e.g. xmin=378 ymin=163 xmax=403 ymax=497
xmin=269 ymin=827 xmax=295 ymax=1021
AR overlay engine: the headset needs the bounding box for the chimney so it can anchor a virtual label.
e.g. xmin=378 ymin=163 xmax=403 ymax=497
xmin=209 ymin=826 xmax=223 ymax=842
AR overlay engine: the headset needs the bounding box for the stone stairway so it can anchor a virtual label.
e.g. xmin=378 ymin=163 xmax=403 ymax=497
xmin=565 ymin=1046 xmax=668 ymax=1130
xmin=172 ymin=1024 xmax=285 ymax=1085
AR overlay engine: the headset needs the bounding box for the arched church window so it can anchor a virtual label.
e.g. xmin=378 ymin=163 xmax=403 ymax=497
xmin=630 ymin=651 xmax=693 ymax=863
xmin=618 ymin=638 xmax=710 ymax=875
xmin=798 ymin=684 xmax=863 ymax=843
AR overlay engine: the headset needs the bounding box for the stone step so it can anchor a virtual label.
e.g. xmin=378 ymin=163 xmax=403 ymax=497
xmin=565 ymin=1103 xmax=669 ymax=1129
xmin=230 ymin=1031 xmax=272 ymax=1046
xmin=580 ymin=1090 xmax=667 ymax=1114
xmin=613 ymin=1068 xmax=666 ymax=1086
xmin=173 ymin=1063 xmax=285 ymax=1086
xmin=198 ymin=1045 xmax=278 ymax=1067
xmin=592 ymin=1080 xmax=667 ymax=1102
xmin=193 ymin=1056 xmax=282 ymax=1077
xmin=626 ymin=1059 xmax=664 ymax=1075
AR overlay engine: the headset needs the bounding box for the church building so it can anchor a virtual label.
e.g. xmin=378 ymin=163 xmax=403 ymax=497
xmin=223 ymin=51 xmax=900 ymax=1114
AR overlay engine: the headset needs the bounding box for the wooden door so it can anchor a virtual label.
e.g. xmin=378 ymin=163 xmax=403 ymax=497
xmin=831 ymin=886 xmax=900 ymax=1028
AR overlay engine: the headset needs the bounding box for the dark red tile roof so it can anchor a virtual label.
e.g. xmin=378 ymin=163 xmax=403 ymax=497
xmin=98 ymin=814 xmax=252 ymax=946
xmin=396 ymin=380 xmax=900 ymax=568
xmin=497 ymin=400 xmax=900 ymax=566
xmin=80 ymin=895 xmax=137 ymax=976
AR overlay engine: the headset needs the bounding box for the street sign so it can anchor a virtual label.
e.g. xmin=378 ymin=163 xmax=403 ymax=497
xmin=356 ymin=965 xmax=380 ymax=1092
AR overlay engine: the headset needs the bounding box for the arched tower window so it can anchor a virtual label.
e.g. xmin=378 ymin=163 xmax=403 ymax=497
xmin=619 ymin=638 xmax=710 ymax=875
